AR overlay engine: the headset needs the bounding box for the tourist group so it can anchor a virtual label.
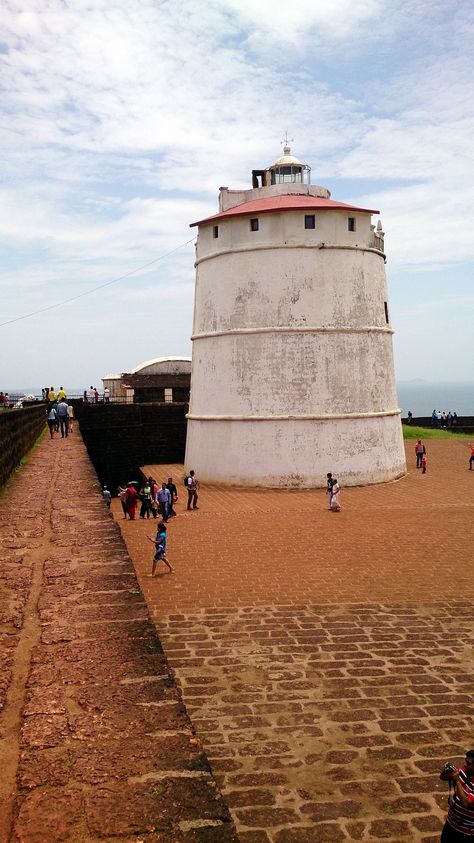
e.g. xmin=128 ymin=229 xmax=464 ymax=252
xmin=107 ymin=472 xmax=200 ymax=575
xmin=45 ymin=387 xmax=74 ymax=439
xmin=115 ymin=472 xmax=199 ymax=522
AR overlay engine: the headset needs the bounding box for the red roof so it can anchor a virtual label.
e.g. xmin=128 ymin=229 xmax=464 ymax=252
xmin=190 ymin=194 xmax=379 ymax=227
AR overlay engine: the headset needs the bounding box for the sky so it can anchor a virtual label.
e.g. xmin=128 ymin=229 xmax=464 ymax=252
xmin=0 ymin=0 xmax=473 ymax=391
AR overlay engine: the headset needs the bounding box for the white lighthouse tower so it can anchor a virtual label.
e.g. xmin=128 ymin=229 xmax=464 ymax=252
xmin=185 ymin=145 xmax=406 ymax=487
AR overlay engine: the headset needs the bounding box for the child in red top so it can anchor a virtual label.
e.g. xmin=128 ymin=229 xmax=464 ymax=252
xmin=422 ymin=453 xmax=427 ymax=474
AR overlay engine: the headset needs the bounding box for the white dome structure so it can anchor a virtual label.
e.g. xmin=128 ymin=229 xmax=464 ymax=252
xmin=185 ymin=148 xmax=406 ymax=487
xmin=130 ymin=356 xmax=191 ymax=374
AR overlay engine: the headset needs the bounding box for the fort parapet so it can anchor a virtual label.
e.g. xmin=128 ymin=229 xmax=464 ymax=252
xmin=0 ymin=404 xmax=46 ymax=487
xmin=73 ymin=400 xmax=188 ymax=492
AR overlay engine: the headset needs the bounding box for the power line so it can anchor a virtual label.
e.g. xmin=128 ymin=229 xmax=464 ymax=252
xmin=0 ymin=236 xmax=196 ymax=328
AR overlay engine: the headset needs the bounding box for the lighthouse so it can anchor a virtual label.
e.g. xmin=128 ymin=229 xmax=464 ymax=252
xmin=185 ymin=145 xmax=406 ymax=487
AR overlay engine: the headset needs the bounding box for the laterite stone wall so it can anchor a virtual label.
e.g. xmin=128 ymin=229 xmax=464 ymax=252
xmin=0 ymin=404 xmax=46 ymax=487
xmin=73 ymin=402 xmax=187 ymax=493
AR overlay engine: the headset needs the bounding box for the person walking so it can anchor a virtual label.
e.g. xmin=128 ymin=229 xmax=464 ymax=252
xmin=421 ymin=452 xmax=427 ymax=474
xmin=103 ymin=386 xmax=110 ymax=403
xmin=47 ymin=404 xmax=57 ymax=439
xmin=56 ymin=397 xmax=69 ymax=438
xmin=124 ymin=483 xmax=138 ymax=520
xmin=67 ymin=403 xmax=74 ymax=432
xmin=57 ymin=386 xmax=67 ymax=400
xmin=147 ymin=477 xmax=159 ymax=518
xmin=166 ymin=477 xmax=178 ymax=517
xmin=407 ymin=410 xmax=413 ymax=425
xmin=469 ymin=444 xmax=474 ymax=470
xmin=326 ymin=473 xmax=335 ymax=509
xmin=186 ymin=470 xmax=199 ymax=510
xmin=157 ymin=482 xmax=171 ymax=521
xmin=139 ymin=480 xmax=153 ymax=519
xmin=117 ymin=484 xmax=128 ymax=518
xmin=330 ymin=479 xmax=341 ymax=512
xmin=415 ymin=439 xmax=425 ymax=469
xmin=102 ymin=486 xmax=111 ymax=508
xmin=147 ymin=523 xmax=174 ymax=575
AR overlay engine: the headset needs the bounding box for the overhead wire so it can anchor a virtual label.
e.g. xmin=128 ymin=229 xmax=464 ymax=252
xmin=0 ymin=236 xmax=196 ymax=328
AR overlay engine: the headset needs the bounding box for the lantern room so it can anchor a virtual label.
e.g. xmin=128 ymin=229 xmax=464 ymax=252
xmin=251 ymin=144 xmax=311 ymax=188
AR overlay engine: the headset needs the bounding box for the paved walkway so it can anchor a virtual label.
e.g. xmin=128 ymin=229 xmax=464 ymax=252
xmin=114 ymin=438 xmax=474 ymax=843
xmin=0 ymin=432 xmax=238 ymax=843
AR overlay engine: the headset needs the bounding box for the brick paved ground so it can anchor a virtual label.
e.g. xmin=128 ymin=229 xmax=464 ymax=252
xmin=114 ymin=437 xmax=474 ymax=842
xmin=0 ymin=432 xmax=238 ymax=843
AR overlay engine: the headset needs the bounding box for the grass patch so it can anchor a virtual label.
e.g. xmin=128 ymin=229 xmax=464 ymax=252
xmin=402 ymin=424 xmax=472 ymax=440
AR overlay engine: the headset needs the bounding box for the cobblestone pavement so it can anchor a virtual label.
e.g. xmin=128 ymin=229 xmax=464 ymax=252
xmin=0 ymin=432 xmax=238 ymax=843
xmin=114 ymin=438 xmax=474 ymax=842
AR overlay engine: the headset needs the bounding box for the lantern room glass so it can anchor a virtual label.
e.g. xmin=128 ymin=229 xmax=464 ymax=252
xmin=270 ymin=165 xmax=311 ymax=185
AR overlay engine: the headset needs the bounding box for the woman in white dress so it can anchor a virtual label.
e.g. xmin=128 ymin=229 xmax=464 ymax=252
xmin=330 ymin=480 xmax=341 ymax=512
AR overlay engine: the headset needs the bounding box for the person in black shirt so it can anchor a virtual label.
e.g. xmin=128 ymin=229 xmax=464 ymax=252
xmin=167 ymin=477 xmax=178 ymax=517
xmin=326 ymin=473 xmax=335 ymax=509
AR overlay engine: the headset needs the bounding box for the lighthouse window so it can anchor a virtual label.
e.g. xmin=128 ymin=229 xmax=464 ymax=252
xmin=250 ymin=218 xmax=259 ymax=232
xmin=213 ymin=225 xmax=219 ymax=239
xmin=384 ymin=301 xmax=389 ymax=324
xmin=348 ymin=217 xmax=356 ymax=232
xmin=304 ymin=215 xmax=316 ymax=229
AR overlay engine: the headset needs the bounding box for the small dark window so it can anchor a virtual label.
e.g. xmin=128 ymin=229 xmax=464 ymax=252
xmin=213 ymin=225 xmax=219 ymax=239
xmin=304 ymin=215 xmax=316 ymax=229
xmin=348 ymin=217 xmax=356 ymax=231
xmin=250 ymin=218 xmax=259 ymax=232
xmin=384 ymin=302 xmax=389 ymax=324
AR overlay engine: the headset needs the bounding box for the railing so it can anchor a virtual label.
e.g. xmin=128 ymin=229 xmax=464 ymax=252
xmin=370 ymin=231 xmax=385 ymax=252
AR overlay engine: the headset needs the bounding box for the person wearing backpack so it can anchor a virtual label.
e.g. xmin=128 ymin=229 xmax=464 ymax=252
xmin=185 ymin=470 xmax=199 ymax=511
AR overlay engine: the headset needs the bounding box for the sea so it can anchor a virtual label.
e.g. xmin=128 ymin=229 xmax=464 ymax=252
xmin=396 ymin=382 xmax=474 ymax=417
xmin=4 ymin=382 xmax=474 ymax=417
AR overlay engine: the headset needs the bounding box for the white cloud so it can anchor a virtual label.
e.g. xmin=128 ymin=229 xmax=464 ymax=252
xmin=0 ymin=0 xmax=473 ymax=383
xmin=218 ymin=0 xmax=381 ymax=43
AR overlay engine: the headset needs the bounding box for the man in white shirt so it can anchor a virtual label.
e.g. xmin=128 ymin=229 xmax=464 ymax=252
xmin=186 ymin=471 xmax=199 ymax=511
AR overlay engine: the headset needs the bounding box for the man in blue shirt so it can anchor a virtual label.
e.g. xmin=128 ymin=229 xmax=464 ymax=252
xmin=56 ymin=398 xmax=69 ymax=438
xmin=157 ymin=483 xmax=171 ymax=522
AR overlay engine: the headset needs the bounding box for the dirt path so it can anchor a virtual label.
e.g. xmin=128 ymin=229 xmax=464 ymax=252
xmin=0 ymin=431 xmax=238 ymax=843
xmin=115 ymin=440 xmax=474 ymax=842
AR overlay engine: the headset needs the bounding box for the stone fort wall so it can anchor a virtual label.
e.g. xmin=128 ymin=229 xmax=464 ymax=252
xmin=73 ymin=401 xmax=188 ymax=493
xmin=0 ymin=404 xmax=46 ymax=487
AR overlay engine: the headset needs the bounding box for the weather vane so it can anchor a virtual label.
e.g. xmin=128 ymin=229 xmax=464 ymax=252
xmin=281 ymin=131 xmax=294 ymax=148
